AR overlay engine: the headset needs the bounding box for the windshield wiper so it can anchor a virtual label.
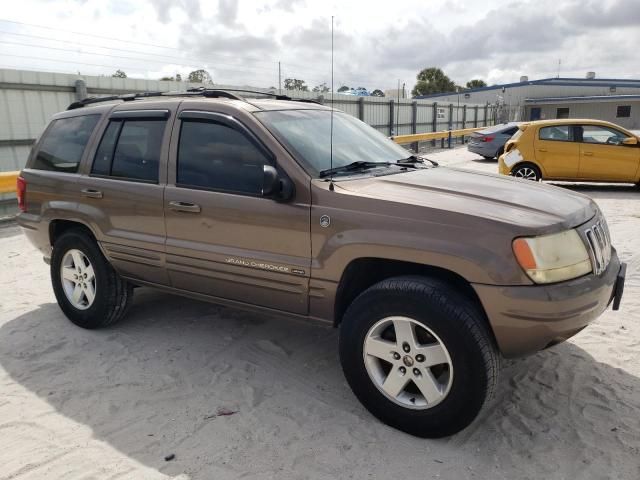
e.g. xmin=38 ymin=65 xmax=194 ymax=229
xmin=396 ymin=155 xmax=439 ymax=167
xmin=319 ymin=161 xmax=391 ymax=178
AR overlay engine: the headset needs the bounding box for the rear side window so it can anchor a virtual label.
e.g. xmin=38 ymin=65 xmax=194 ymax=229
xmin=177 ymin=120 xmax=271 ymax=195
xmin=32 ymin=115 xmax=100 ymax=173
xmin=91 ymin=119 xmax=166 ymax=182
xmin=539 ymin=125 xmax=572 ymax=142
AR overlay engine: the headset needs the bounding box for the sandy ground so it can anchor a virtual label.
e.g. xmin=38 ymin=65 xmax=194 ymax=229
xmin=1 ymin=148 xmax=639 ymax=480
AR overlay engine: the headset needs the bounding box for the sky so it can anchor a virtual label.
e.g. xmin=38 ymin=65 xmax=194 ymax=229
xmin=0 ymin=0 xmax=639 ymax=92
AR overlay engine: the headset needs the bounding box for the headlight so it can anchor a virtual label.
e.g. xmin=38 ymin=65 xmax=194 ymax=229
xmin=512 ymin=229 xmax=592 ymax=284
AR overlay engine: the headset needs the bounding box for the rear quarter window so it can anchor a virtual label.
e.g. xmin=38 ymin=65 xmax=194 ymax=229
xmin=539 ymin=125 xmax=571 ymax=142
xmin=32 ymin=115 xmax=100 ymax=173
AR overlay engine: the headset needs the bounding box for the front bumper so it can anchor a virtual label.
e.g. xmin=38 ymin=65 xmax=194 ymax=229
xmin=473 ymin=250 xmax=625 ymax=358
xmin=498 ymin=156 xmax=510 ymax=175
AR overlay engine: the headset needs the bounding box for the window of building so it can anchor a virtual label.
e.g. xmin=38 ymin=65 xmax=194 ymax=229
xmin=556 ymin=107 xmax=570 ymax=119
xmin=32 ymin=115 xmax=100 ymax=173
xmin=616 ymin=105 xmax=631 ymax=118
xmin=539 ymin=125 xmax=571 ymax=141
xmin=91 ymin=119 xmax=166 ymax=182
xmin=177 ymin=120 xmax=271 ymax=195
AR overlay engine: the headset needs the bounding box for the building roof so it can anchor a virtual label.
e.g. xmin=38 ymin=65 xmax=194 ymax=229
xmin=525 ymin=94 xmax=640 ymax=104
xmin=414 ymin=77 xmax=640 ymax=100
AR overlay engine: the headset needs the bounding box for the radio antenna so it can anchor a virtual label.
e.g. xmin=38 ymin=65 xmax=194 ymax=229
xmin=329 ymin=15 xmax=335 ymax=191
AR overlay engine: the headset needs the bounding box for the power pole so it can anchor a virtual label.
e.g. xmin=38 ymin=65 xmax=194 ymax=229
xmin=278 ymin=61 xmax=282 ymax=94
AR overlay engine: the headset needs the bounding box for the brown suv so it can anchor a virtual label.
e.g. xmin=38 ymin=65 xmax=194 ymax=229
xmin=16 ymin=90 xmax=626 ymax=438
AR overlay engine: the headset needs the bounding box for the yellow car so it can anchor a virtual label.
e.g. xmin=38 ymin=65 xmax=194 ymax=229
xmin=498 ymin=119 xmax=640 ymax=184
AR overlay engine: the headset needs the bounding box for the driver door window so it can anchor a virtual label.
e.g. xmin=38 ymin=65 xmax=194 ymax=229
xmin=177 ymin=120 xmax=270 ymax=196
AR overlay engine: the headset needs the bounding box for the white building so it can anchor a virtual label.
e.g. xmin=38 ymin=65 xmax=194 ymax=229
xmin=415 ymin=74 xmax=640 ymax=128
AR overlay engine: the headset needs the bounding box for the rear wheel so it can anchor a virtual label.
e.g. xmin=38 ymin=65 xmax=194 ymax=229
xmin=339 ymin=276 xmax=499 ymax=438
xmin=495 ymin=146 xmax=504 ymax=159
xmin=51 ymin=229 xmax=133 ymax=329
xmin=512 ymin=163 xmax=541 ymax=181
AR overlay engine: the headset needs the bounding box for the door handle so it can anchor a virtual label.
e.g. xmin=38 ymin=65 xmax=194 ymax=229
xmin=80 ymin=188 xmax=103 ymax=199
xmin=583 ymin=152 xmax=594 ymax=156
xmin=168 ymin=201 xmax=201 ymax=213
xmin=537 ymin=148 xmax=547 ymax=152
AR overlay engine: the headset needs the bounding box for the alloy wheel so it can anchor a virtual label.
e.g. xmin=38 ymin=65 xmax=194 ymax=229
xmin=514 ymin=167 xmax=538 ymax=181
xmin=363 ymin=316 xmax=454 ymax=409
xmin=60 ymin=249 xmax=96 ymax=310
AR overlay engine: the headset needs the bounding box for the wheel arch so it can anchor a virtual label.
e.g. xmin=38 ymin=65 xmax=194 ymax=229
xmin=49 ymin=219 xmax=97 ymax=246
xmin=333 ymin=257 xmax=491 ymax=334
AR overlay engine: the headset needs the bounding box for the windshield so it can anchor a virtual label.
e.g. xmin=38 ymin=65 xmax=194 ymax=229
xmin=254 ymin=109 xmax=410 ymax=177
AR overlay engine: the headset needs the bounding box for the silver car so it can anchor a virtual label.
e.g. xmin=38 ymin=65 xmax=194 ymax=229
xmin=468 ymin=122 xmax=520 ymax=159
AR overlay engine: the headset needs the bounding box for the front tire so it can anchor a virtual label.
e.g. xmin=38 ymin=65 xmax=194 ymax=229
xmin=339 ymin=276 xmax=499 ymax=438
xmin=512 ymin=163 xmax=541 ymax=181
xmin=51 ymin=229 xmax=133 ymax=329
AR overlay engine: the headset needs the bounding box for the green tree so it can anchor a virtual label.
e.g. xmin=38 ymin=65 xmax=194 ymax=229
xmin=337 ymin=85 xmax=350 ymax=92
xmin=411 ymin=67 xmax=455 ymax=96
xmin=466 ymin=79 xmax=487 ymax=89
xmin=176 ymin=73 xmax=182 ymax=82
xmin=112 ymin=69 xmax=127 ymax=78
xmin=312 ymin=82 xmax=330 ymax=93
xmin=371 ymin=89 xmax=385 ymax=97
xmin=159 ymin=76 xmax=175 ymax=81
xmin=188 ymin=69 xmax=213 ymax=84
xmin=284 ymin=78 xmax=308 ymax=91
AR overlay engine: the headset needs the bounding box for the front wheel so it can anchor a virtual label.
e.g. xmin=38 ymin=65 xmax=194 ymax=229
xmin=339 ymin=276 xmax=499 ymax=438
xmin=51 ymin=229 xmax=133 ymax=329
xmin=512 ymin=163 xmax=541 ymax=181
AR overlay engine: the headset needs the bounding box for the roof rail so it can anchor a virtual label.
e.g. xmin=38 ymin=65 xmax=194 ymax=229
xmin=199 ymin=88 xmax=324 ymax=105
xmin=67 ymin=91 xmax=165 ymax=110
xmin=188 ymin=87 xmax=299 ymax=101
xmin=67 ymin=88 xmax=325 ymax=110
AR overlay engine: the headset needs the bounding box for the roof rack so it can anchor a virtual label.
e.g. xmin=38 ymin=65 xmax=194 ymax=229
xmin=192 ymin=88 xmax=324 ymax=105
xmin=67 ymin=88 xmax=324 ymax=110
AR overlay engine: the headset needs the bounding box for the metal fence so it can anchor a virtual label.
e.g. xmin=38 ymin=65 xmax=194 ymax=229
xmin=0 ymin=68 xmax=497 ymax=177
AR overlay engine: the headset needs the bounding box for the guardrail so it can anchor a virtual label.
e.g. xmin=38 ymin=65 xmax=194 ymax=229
xmin=392 ymin=127 xmax=485 ymax=145
xmin=0 ymin=171 xmax=19 ymax=194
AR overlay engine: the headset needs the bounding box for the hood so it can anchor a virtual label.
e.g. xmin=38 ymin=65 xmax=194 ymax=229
xmin=336 ymin=167 xmax=597 ymax=233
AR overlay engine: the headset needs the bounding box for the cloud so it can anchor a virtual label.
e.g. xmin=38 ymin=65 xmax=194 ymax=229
xmin=562 ymin=0 xmax=640 ymax=28
xmin=5 ymin=0 xmax=640 ymax=90
xmin=149 ymin=0 xmax=201 ymax=24
xmin=218 ymin=0 xmax=238 ymax=26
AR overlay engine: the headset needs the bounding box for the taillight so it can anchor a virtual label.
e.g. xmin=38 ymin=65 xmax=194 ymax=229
xmin=482 ymin=136 xmax=495 ymax=142
xmin=17 ymin=176 xmax=26 ymax=212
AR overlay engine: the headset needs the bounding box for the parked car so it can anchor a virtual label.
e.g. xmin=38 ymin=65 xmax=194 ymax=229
xmin=499 ymin=119 xmax=640 ymax=183
xmin=17 ymin=91 xmax=625 ymax=438
xmin=468 ymin=122 xmax=520 ymax=159
xmin=341 ymin=87 xmax=370 ymax=96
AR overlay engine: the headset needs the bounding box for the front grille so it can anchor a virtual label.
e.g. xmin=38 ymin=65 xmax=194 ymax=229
xmin=584 ymin=218 xmax=611 ymax=276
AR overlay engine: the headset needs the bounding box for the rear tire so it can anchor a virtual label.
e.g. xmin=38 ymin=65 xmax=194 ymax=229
xmin=51 ymin=229 xmax=133 ymax=329
xmin=339 ymin=276 xmax=499 ymax=438
xmin=512 ymin=163 xmax=542 ymax=181
xmin=495 ymin=146 xmax=504 ymax=159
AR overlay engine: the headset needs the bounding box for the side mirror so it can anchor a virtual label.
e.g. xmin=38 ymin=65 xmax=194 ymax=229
xmin=262 ymin=165 xmax=278 ymax=196
xmin=262 ymin=165 xmax=295 ymax=201
xmin=622 ymin=136 xmax=638 ymax=146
